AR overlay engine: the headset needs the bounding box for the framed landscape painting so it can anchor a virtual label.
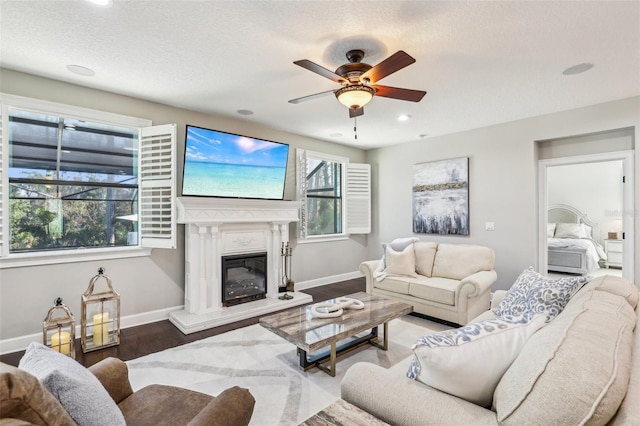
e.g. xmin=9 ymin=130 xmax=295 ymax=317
xmin=413 ymin=157 xmax=469 ymax=235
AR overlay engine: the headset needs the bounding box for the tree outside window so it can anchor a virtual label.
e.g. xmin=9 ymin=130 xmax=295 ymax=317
xmin=8 ymin=109 xmax=139 ymax=252
xmin=305 ymin=156 xmax=343 ymax=236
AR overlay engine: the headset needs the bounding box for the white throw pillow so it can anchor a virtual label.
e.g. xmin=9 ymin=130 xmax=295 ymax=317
xmin=383 ymin=244 xmax=417 ymax=277
xmin=380 ymin=237 xmax=418 ymax=269
xmin=407 ymin=314 xmax=547 ymax=407
xmin=493 ymin=266 xmax=588 ymax=322
xmin=554 ymin=222 xmax=583 ymax=238
xmin=19 ymin=343 xmax=126 ymax=426
xmin=580 ymin=223 xmax=593 ymax=239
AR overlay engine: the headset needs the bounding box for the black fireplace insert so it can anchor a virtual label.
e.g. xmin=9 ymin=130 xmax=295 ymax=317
xmin=221 ymin=252 xmax=267 ymax=307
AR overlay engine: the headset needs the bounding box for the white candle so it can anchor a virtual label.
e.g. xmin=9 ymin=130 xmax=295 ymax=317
xmin=51 ymin=331 xmax=71 ymax=355
xmin=93 ymin=312 xmax=109 ymax=346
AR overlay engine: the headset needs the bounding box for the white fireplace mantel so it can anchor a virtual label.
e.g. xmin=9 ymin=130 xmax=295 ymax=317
xmin=176 ymin=197 xmax=302 ymax=225
xmin=169 ymin=197 xmax=311 ymax=334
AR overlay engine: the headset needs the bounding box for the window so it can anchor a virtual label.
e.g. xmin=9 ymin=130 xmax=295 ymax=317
xmin=0 ymin=94 xmax=176 ymax=266
xmin=297 ymin=149 xmax=370 ymax=241
xmin=8 ymin=109 xmax=139 ymax=252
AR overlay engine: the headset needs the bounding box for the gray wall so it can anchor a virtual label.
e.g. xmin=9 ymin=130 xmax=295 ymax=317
xmin=0 ymin=69 xmax=368 ymax=342
xmin=366 ymin=96 xmax=639 ymax=291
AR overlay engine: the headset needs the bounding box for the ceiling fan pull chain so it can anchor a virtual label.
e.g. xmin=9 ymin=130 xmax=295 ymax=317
xmin=354 ymin=117 xmax=358 ymax=140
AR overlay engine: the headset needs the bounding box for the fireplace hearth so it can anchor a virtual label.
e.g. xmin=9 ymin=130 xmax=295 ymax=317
xmin=222 ymin=252 xmax=267 ymax=307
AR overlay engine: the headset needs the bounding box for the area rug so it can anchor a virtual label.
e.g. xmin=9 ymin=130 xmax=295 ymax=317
xmin=126 ymin=315 xmax=449 ymax=426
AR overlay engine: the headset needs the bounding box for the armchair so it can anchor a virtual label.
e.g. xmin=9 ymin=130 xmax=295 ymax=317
xmin=1 ymin=357 xmax=255 ymax=426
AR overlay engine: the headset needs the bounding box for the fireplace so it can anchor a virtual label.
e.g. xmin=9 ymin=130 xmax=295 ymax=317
xmin=169 ymin=197 xmax=313 ymax=334
xmin=222 ymin=252 xmax=267 ymax=306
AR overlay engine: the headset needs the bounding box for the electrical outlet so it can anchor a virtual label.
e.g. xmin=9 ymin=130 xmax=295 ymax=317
xmin=485 ymin=222 xmax=495 ymax=231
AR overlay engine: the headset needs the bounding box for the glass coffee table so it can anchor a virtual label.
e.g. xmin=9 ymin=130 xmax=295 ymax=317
xmin=259 ymin=292 xmax=413 ymax=376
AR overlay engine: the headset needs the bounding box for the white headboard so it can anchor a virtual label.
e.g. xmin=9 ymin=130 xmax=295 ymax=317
xmin=548 ymin=204 xmax=599 ymax=240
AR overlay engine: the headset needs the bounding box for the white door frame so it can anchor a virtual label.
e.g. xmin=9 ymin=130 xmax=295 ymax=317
xmin=538 ymin=150 xmax=635 ymax=280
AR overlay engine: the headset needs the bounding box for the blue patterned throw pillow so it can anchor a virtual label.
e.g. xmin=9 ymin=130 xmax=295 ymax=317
xmin=493 ymin=267 xmax=588 ymax=322
xmin=406 ymin=313 xmax=546 ymax=407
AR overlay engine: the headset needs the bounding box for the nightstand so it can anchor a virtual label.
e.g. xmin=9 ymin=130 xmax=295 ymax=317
xmin=604 ymin=239 xmax=623 ymax=268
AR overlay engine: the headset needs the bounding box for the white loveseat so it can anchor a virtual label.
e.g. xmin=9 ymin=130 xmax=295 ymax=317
xmin=360 ymin=242 xmax=497 ymax=325
xmin=341 ymin=275 xmax=640 ymax=425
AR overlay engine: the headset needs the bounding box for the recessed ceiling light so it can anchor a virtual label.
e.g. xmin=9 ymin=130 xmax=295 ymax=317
xmin=418 ymin=134 xmax=429 ymax=139
xmin=330 ymin=133 xmax=343 ymax=138
xmin=562 ymin=63 xmax=594 ymax=76
xmin=398 ymin=114 xmax=411 ymax=122
xmin=66 ymin=64 xmax=95 ymax=77
xmin=237 ymin=109 xmax=254 ymax=116
xmin=86 ymin=0 xmax=113 ymax=7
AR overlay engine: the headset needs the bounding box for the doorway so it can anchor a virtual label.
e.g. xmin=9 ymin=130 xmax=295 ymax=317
xmin=538 ymin=151 xmax=634 ymax=280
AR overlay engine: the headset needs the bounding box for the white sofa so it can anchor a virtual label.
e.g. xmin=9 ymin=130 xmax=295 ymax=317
xmin=341 ymin=275 xmax=640 ymax=425
xmin=360 ymin=242 xmax=497 ymax=325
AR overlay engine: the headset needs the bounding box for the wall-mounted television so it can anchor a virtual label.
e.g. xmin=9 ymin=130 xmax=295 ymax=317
xmin=182 ymin=125 xmax=290 ymax=200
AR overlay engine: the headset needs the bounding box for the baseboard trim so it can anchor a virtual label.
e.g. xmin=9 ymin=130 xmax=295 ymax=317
xmin=0 ymin=305 xmax=183 ymax=355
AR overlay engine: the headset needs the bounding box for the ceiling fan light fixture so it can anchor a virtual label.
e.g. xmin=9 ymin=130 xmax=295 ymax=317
xmin=336 ymin=85 xmax=375 ymax=110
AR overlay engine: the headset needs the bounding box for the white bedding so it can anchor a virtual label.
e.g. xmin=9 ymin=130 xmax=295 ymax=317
xmin=547 ymin=237 xmax=607 ymax=272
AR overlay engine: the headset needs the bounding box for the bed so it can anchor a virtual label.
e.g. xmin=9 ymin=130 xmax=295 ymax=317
xmin=547 ymin=204 xmax=607 ymax=275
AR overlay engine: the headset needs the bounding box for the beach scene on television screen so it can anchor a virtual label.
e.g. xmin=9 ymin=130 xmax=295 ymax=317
xmin=183 ymin=127 xmax=289 ymax=199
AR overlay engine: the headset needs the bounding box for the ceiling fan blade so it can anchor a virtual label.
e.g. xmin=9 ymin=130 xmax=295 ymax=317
xmin=360 ymin=51 xmax=416 ymax=83
xmin=373 ymin=85 xmax=426 ymax=102
xmin=294 ymin=59 xmax=346 ymax=83
xmin=288 ymin=89 xmax=336 ymax=104
xmin=349 ymin=107 xmax=364 ymax=118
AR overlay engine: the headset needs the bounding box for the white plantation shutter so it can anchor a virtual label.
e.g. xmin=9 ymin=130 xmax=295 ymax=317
xmin=346 ymin=163 xmax=371 ymax=234
xmin=139 ymin=124 xmax=176 ymax=249
xmin=297 ymin=149 xmax=308 ymax=239
xmin=0 ymin=105 xmax=6 ymax=257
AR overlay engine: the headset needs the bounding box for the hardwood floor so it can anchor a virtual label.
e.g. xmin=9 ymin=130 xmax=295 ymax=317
xmin=0 ymin=278 xmax=366 ymax=368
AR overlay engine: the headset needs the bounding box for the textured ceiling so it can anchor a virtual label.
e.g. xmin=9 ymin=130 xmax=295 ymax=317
xmin=1 ymin=0 xmax=639 ymax=149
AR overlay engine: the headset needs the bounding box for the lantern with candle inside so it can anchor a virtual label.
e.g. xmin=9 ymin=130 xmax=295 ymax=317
xmin=43 ymin=297 xmax=76 ymax=358
xmin=81 ymin=267 xmax=120 ymax=352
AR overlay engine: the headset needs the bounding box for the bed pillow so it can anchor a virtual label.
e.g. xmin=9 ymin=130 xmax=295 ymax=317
xmin=383 ymin=244 xmax=418 ymax=277
xmin=380 ymin=237 xmax=418 ymax=269
xmin=18 ymin=343 xmax=126 ymax=426
xmin=554 ymin=222 xmax=583 ymax=239
xmin=580 ymin=223 xmax=593 ymax=239
xmin=547 ymin=223 xmax=556 ymax=238
xmin=406 ymin=313 xmax=547 ymax=407
xmin=493 ymin=267 xmax=588 ymax=322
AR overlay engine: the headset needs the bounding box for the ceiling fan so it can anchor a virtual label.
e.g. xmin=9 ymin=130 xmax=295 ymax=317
xmin=289 ymin=49 xmax=427 ymax=118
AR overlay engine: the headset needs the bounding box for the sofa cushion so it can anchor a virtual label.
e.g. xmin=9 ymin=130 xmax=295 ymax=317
xmin=0 ymin=362 xmax=76 ymax=425
xmin=408 ymin=277 xmax=457 ymax=306
xmin=373 ymin=275 xmax=411 ymax=295
xmin=493 ymin=266 xmax=588 ymax=322
xmin=18 ymin=343 xmax=126 ymax=426
xmin=382 ymin=244 xmax=417 ymax=277
xmin=431 ymin=244 xmax=495 ymax=280
xmin=407 ymin=313 xmax=547 ymax=407
xmin=494 ymin=278 xmax=638 ymax=425
xmin=414 ymin=241 xmax=438 ymax=277
xmin=119 ymin=384 xmax=212 ymax=425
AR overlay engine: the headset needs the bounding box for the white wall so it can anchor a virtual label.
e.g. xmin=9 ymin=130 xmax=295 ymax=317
xmin=0 ymin=69 xmax=369 ymax=345
xmin=366 ymin=96 xmax=639 ymax=291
